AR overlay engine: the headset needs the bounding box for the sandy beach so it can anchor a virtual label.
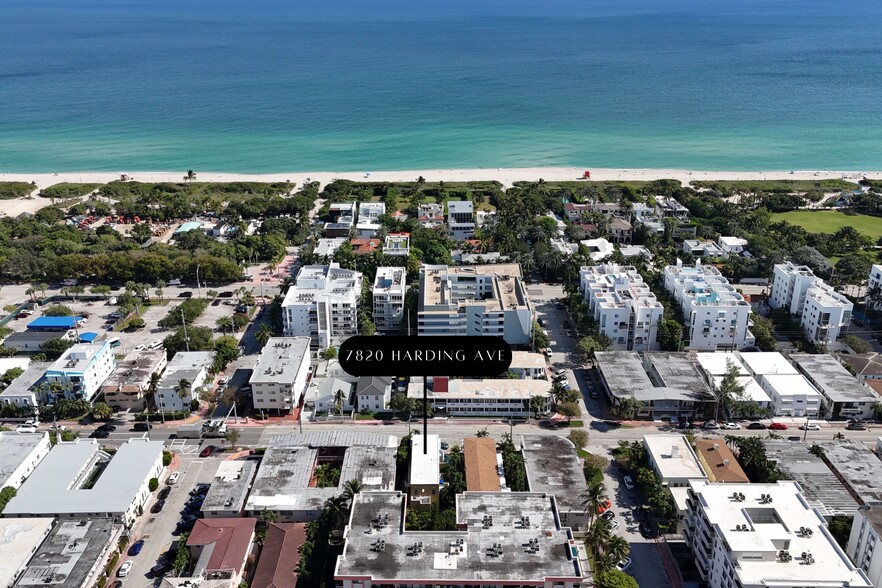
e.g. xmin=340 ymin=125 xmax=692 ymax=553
xmin=2 ymin=167 xmax=879 ymax=217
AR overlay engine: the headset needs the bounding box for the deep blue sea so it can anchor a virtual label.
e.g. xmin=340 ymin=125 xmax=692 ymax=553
xmin=1 ymin=0 xmax=881 ymax=173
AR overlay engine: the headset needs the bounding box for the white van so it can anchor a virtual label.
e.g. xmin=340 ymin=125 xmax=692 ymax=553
xmin=108 ymin=337 xmax=121 ymax=348
xmin=62 ymin=279 xmax=78 ymax=286
xmin=168 ymin=279 xmax=182 ymax=286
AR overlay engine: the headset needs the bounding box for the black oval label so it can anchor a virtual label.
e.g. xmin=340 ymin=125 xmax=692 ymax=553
xmin=337 ymin=336 xmax=513 ymax=377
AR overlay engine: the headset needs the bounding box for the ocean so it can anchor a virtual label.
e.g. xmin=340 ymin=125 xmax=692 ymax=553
xmin=1 ymin=0 xmax=881 ymax=173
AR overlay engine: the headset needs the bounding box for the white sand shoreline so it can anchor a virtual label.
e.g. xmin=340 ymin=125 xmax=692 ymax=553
xmin=2 ymin=167 xmax=881 ymax=191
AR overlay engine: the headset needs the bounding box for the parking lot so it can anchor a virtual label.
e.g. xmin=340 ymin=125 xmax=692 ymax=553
xmin=120 ymin=450 xmax=223 ymax=585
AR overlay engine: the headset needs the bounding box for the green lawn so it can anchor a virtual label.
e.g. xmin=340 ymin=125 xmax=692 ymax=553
xmin=770 ymin=210 xmax=882 ymax=240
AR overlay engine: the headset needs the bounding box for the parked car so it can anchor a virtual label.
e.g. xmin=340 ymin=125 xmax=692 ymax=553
xmin=128 ymin=539 xmax=144 ymax=556
xmin=798 ymin=423 xmax=821 ymax=431
xmin=167 ymin=472 xmax=180 ymax=485
xmin=219 ymin=291 xmax=234 ymax=298
xmin=596 ymin=499 xmax=612 ymax=514
xmin=589 ymin=390 xmax=599 ymax=399
xmin=150 ymin=562 xmax=171 ymax=578
xmin=212 ymin=299 xmax=221 ymax=306
xmin=440 ymin=441 xmax=450 ymax=450
xmin=149 ymin=340 xmax=163 ymax=350
xmin=117 ymin=561 xmax=134 ymax=577
xmin=639 ymin=521 xmax=659 ymax=539
xmin=179 ymin=291 xmax=193 ymax=298
xmin=16 ymin=424 xmax=38 ymax=433
xmin=152 ymin=499 xmax=166 ymax=514
xmin=677 ymin=421 xmax=696 ymax=429
xmin=722 ymin=422 xmax=741 ymax=430
xmin=158 ymin=487 xmax=171 ymax=500
xmin=747 ymin=422 xmax=767 ymax=430
xmin=544 ymin=348 xmax=553 ymax=358
xmin=200 ymin=445 xmax=217 ymax=458
xmin=601 ymin=510 xmax=616 ymax=521
xmin=847 ymin=422 xmax=867 ymax=431
xmin=769 ymin=422 xmax=788 ymax=430
xmin=617 ymin=558 xmax=633 ymax=572
xmin=97 ymin=424 xmax=117 ymax=432
xmin=191 ymin=483 xmax=211 ymax=495
xmin=623 ymin=475 xmax=635 ymax=490
xmin=609 ymin=520 xmax=620 ymax=531
xmin=634 ymin=507 xmax=649 ymax=522
xmin=90 ymin=429 xmax=110 ymax=439
xmin=702 ymin=421 xmax=719 ymax=430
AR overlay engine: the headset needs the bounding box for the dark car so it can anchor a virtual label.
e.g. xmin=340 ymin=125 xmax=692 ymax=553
xmin=179 ymin=291 xmax=193 ymax=298
xmin=98 ymin=424 xmax=116 ymax=432
xmin=847 ymin=422 xmax=867 ymax=431
xmin=601 ymin=511 xmax=616 ymax=521
xmin=150 ymin=562 xmax=171 ymax=578
xmin=634 ymin=507 xmax=649 ymax=522
xmin=747 ymin=422 xmax=767 ymax=430
xmin=190 ymin=483 xmax=211 ymax=495
xmin=90 ymin=429 xmax=110 ymax=439
xmin=133 ymin=422 xmax=152 ymax=432
xmin=151 ymin=499 xmax=166 ymax=514
xmin=128 ymin=539 xmax=145 ymax=556
xmin=639 ymin=521 xmax=659 ymax=539
xmin=211 ymin=299 xmax=221 ymax=306
xmin=219 ymin=291 xmax=234 ymax=298
xmin=677 ymin=421 xmax=696 ymax=430
xmin=158 ymin=487 xmax=171 ymax=500
xmin=200 ymin=445 xmax=217 ymax=458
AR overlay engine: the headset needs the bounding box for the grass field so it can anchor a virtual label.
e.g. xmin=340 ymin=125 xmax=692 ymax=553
xmin=770 ymin=210 xmax=882 ymax=241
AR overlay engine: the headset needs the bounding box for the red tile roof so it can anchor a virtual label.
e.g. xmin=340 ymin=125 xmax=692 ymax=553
xmin=187 ymin=518 xmax=256 ymax=575
xmin=350 ymin=238 xmax=380 ymax=254
xmin=251 ymin=523 xmax=307 ymax=588
xmin=464 ymin=437 xmax=501 ymax=491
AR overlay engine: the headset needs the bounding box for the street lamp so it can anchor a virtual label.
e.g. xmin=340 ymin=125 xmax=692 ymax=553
xmin=196 ymin=265 xmax=202 ymax=298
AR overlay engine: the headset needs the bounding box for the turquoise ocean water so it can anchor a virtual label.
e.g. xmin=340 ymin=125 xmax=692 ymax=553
xmin=1 ymin=0 xmax=881 ymax=173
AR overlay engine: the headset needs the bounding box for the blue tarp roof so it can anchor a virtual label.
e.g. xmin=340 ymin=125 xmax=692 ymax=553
xmin=78 ymin=332 xmax=98 ymax=342
xmin=27 ymin=316 xmax=81 ymax=330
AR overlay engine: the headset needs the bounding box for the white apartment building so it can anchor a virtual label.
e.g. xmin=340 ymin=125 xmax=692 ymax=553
xmin=408 ymin=378 xmax=551 ymax=417
xmin=447 ymin=200 xmax=475 ymax=240
xmin=383 ymin=232 xmax=410 ymax=257
xmin=0 ymin=432 xmax=52 ymax=490
xmin=356 ymin=202 xmax=385 ymax=237
xmin=43 ymin=340 xmax=115 ymax=403
xmin=249 ymin=337 xmax=311 ymax=414
xmin=156 ymin=351 xmax=214 ymax=412
xmin=771 ymin=262 xmax=853 ymax=348
xmin=644 ymin=435 xmax=707 ymax=487
xmin=417 ymin=264 xmax=533 ymax=345
xmin=869 ymin=265 xmax=882 ymax=310
xmin=580 ymin=238 xmax=615 ymax=261
xmin=663 ymin=260 xmax=755 ymax=351
xmin=683 ymin=239 xmax=727 ymax=259
xmin=580 ymin=264 xmax=664 ymax=351
xmin=372 ymin=267 xmax=406 ymax=332
xmin=684 ymin=480 xmax=871 ymax=588
xmin=282 ymin=263 xmax=363 ymax=349
xmin=507 ymin=351 xmax=548 ymax=379
xmin=718 ymin=236 xmax=748 ymax=255
xmin=847 ymin=506 xmax=882 ymax=588
xmin=759 ymin=374 xmax=823 ymax=417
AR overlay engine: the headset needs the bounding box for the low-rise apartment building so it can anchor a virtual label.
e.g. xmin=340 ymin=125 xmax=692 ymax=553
xmin=644 ymin=434 xmax=708 ymax=487
xmin=507 ymin=351 xmax=548 ymax=379
xmin=356 ymin=202 xmax=385 ymax=238
xmin=847 ymin=506 xmax=882 ymax=588
xmin=44 ymin=340 xmax=115 ymax=402
xmin=770 ymin=262 xmax=853 ymax=348
xmin=683 ymin=239 xmax=727 ymax=258
xmin=408 ymin=377 xmax=551 ymax=418
xmin=718 ymin=236 xmax=748 ymax=255
xmin=663 ymin=260 xmax=755 ymax=350
xmin=580 ymin=263 xmax=664 ymax=350
xmin=684 ymin=480 xmax=871 ymax=588
xmin=408 ymin=434 xmax=441 ymax=511
xmin=383 ymin=232 xmax=410 ymax=256
xmin=282 ymin=263 xmax=362 ymax=349
xmin=417 ymin=264 xmax=533 ymax=345
xmin=792 ymin=354 xmax=880 ymax=420
xmin=372 ymin=266 xmax=406 ymax=332
xmin=155 ymin=351 xmax=214 ymax=412
xmin=101 ymin=348 xmax=168 ymax=411
xmin=869 ymin=265 xmax=882 ymax=310
xmin=0 ymin=432 xmax=52 ymax=490
xmin=249 ymin=337 xmax=311 ymax=415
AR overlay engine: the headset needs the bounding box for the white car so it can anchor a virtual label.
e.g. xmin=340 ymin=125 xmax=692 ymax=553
xmin=167 ymin=472 xmax=180 ymax=485
xmin=617 ymin=557 xmax=633 ymax=572
xmin=609 ymin=520 xmax=620 ymax=531
xmin=722 ymin=422 xmax=741 ymax=430
xmin=799 ymin=423 xmax=821 ymax=431
xmin=623 ymin=475 xmax=635 ymax=490
xmin=134 ymin=344 xmax=146 ymax=351
xmin=544 ymin=349 xmax=553 ymax=358
xmin=553 ymin=369 xmax=567 ymax=378
xmin=16 ymin=424 xmax=37 ymax=433
xmin=149 ymin=340 xmax=163 ymax=350
xmin=118 ymin=560 xmax=134 ymax=577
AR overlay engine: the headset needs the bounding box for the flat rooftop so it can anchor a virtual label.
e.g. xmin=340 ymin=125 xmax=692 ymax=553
xmin=712 ymin=376 xmax=771 ymax=404
xmin=688 ymin=480 xmax=871 ymax=588
xmin=13 ymin=518 xmax=117 ymax=588
xmin=102 ymin=348 xmax=166 ymax=389
xmin=508 ymin=351 xmax=546 ymax=371
xmin=595 ymin=352 xmax=714 ymax=403
xmin=338 ymin=446 xmax=397 ymax=490
xmin=335 ymin=491 xmax=582 ymax=584
xmin=762 ymin=374 xmax=822 ymax=399
xmin=419 ymin=264 xmax=528 ymax=313
xmin=764 ymin=440 xmax=859 ymax=517
xmin=165 ymin=351 xmax=215 ymax=371
xmin=647 ymin=353 xmax=713 ymax=397
xmin=791 ymin=354 xmax=880 ymax=404
xmin=249 ymin=337 xmax=310 ymax=385
xmin=520 ymin=436 xmax=584 ymax=514
xmin=47 ymin=342 xmax=106 ymax=373
xmin=269 ymin=431 xmax=397 ymax=448
xmin=0 ymin=518 xmax=54 ymax=588
xmin=819 ymin=441 xmax=882 ymax=505
xmin=4 ymin=438 xmax=164 ymax=517
xmin=644 ymin=435 xmax=707 ymax=481
xmin=695 ymin=352 xmax=748 ymax=376
xmin=410 ymin=435 xmax=441 ymax=486
xmin=739 ymin=352 xmax=798 ymax=376
xmin=0 ymin=432 xmax=49 ymax=488
xmin=373 ymin=267 xmax=406 ymax=292
xmin=201 ymin=461 xmax=257 ymax=514
xmin=418 ymin=378 xmax=552 ymax=401
xmin=1 ymin=365 xmax=47 ymax=398
xmin=855 ymin=505 xmax=882 ymax=539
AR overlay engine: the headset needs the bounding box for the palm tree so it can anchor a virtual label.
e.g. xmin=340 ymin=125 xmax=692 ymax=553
xmin=580 ymin=483 xmax=609 ymax=526
xmin=146 ymin=372 xmax=162 ymax=408
xmin=586 ymin=517 xmax=612 ymax=553
xmin=185 ymin=170 xmax=196 ymax=183
xmin=255 ymin=324 xmax=273 ymax=347
xmin=175 ymin=378 xmax=191 ymax=404
xmin=604 ymin=535 xmax=631 ymax=563
xmin=324 ymin=494 xmax=349 ymax=532
xmin=39 ymin=283 xmax=48 ymax=299
xmin=341 ymin=479 xmax=363 ymax=507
